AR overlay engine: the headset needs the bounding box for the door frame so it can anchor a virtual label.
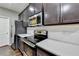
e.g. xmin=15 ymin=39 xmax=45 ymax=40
xmin=0 ymin=16 xmax=11 ymax=46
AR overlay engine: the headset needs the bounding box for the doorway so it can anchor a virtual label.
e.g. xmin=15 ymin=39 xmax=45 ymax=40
xmin=0 ymin=16 xmax=10 ymax=47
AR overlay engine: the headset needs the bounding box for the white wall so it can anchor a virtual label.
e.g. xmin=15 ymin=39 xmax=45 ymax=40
xmin=0 ymin=7 xmax=18 ymax=44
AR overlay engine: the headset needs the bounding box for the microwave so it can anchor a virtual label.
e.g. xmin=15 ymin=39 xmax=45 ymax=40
xmin=29 ymin=12 xmax=43 ymax=26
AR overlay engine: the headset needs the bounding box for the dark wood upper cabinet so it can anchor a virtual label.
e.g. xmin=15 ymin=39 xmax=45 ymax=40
xmin=19 ymin=3 xmax=79 ymax=26
xmin=28 ymin=3 xmax=42 ymax=16
xmin=27 ymin=3 xmax=35 ymax=16
xmin=19 ymin=12 xmax=24 ymax=21
xmin=23 ymin=9 xmax=29 ymax=22
xmin=34 ymin=3 xmax=42 ymax=13
xmin=61 ymin=3 xmax=79 ymax=23
xmin=19 ymin=7 xmax=29 ymax=22
xmin=22 ymin=11 xmax=26 ymax=22
xmin=43 ymin=3 xmax=60 ymax=25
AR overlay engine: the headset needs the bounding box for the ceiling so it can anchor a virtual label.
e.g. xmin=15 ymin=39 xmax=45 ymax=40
xmin=0 ymin=3 xmax=29 ymax=13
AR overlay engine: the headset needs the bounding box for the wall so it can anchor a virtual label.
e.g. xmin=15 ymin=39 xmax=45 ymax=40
xmin=0 ymin=7 xmax=18 ymax=45
xmin=27 ymin=24 xmax=79 ymax=45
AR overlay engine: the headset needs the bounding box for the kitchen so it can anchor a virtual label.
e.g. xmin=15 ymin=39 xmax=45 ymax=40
xmin=1 ymin=3 xmax=79 ymax=56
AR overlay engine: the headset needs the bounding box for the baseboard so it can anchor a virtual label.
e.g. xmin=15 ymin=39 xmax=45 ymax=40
xmin=0 ymin=45 xmax=9 ymax=48
xmin=0 ymin=42 xmax=11 ymax=48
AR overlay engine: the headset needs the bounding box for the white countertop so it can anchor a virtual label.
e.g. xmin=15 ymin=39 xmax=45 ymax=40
xmin=17 ymin=34 xmax=33 ymax=38
xmin=36 ymin=39 xmax=79 ymax=56
xmin=48 ymin=31 xmax=79 ymax=45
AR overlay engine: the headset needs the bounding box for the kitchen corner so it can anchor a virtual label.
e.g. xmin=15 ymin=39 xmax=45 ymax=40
xmin=13 ymin=3 xmax=79 ymax=56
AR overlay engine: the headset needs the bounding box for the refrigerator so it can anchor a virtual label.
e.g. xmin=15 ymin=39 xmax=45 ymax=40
xmin=12 ymin=20 xmax=27 ymax=49
xmin=15 ymin=20 xmax=27 ymax=34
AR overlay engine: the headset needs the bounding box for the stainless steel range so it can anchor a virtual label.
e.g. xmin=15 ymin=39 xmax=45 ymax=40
xmin=27 ymin=30 xmax=48 ymax=44
xmin=34 ymin=30 xmax=48 ymax=43
xmin=18 ymin=30 xmax=48 ymax=56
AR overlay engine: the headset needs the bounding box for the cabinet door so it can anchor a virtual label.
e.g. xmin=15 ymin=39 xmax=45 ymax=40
xmin=61 ymin=3 xmax=79 ymax=23
xmin=23 ymin=9 xmax=29 ymax=22
xmin=34 ymin=3 xmax=42 ymax=13
xmin=22 ymin=11 xmax=25 ymax=21
xmin=37 ymin=48 xmax=49 ymax=56
xmin=19 ymin=40 xmax=24 ymax=51
xmin=19 ymin=13 xmax=23 ymax=21
xmin=43 ymin=3 xmax=60 ymax=25
xmin=27 ymin=3 xmax=35 ymax=17
xmin=24 ymin=43 xmax=33 ymax=56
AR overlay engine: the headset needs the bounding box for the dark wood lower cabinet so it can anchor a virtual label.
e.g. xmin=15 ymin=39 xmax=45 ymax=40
xmin=37 ymin=48 xmax=49 ymax=56
xmin=36 ymin=47 xmax=57 ymax=56
xmin=18 ymin=38 xmax=36 ymax=56
xmin=19 ymin=40 xmax=57 ymax=56
xmin=23 ymin=43 xmax=35 ymax=56
xmin=19 ymin=40 xmax=24 ymax=52
xmin=17 ymin=37 xmax=57 ymax=56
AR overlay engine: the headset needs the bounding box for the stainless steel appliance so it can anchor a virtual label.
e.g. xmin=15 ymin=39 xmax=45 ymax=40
xmin=13 ymin=21 xmax=27 ymax=49
xmin=29 ymin=12 xmax=43 ymax=26
xmin=34 ymin=30 xmax=48 ymax=43
xmin=27 ymin=30 xmax=48 ymax=44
